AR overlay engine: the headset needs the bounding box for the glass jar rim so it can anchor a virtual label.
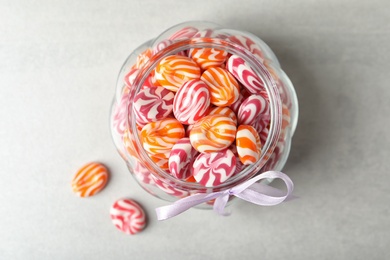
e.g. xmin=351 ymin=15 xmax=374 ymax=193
xmin=126 ymin=38 xmax=282 ymax=192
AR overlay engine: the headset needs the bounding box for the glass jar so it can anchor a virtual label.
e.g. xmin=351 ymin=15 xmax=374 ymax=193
xmin=110 ymin=21 xmax=298 ymax=205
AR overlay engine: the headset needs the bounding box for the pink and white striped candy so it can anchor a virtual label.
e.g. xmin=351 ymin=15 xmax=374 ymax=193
xmin=193 ymin=149 xmax=236 ymax=187
xmin=226 ymin=54 xmax=265 ymax=94
xmin=134 ymin=162 xmax=153 ymax=185
xmin=133 ymin=86 xmax=174 ymax=126
xmin=151 ymin=175 xmax=190 ymax=197
xmin=168 ymin=137 xmax=197 ymax=180
xmin=237 ymin=94 xmax=269 ymax=125
xmin=227 ymin=35 xmax=265 ymax=62
xmin=169 ymin=26 xmax=199 ymax=40
xmin=153 ymin=39 xmax=186 ymax=56
xmin=173 ymin=79 xmax=210 ymax=125
xmin=124 ymin=68 xmax=155 ymax=90
xmin=112 ymin=92 xmax=129 ymax=135
xmin=110 ymin=199 xmax=146 ymax=235
xmin=229 ymin=92 xmax=244 ymax=115
xmin=229 ymin=144 xmax=245 ymax=176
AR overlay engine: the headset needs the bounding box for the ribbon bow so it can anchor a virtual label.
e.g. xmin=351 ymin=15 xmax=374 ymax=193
xmin=156 ymin=171 xmax=294 ymax=220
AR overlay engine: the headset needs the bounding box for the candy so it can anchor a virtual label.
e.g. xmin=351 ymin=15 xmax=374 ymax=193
xmin=169 ymin=26 xmax=199 ymax=40
xmin=229 ymin=92 xmax=244 ymax=115
xmin=229 ymin=144 xmax=245 ymax=175
xmin=226 ymin=54 xmax=265 ymax=94
xmin=227 ymin=35 xmax=264 ymax=62
xmin=140 ymin=118 xmax=185 ymax=156
xmin=208 ymin=106 xmax=237 ymax=125
xmin=168 ymin=137 xmax=197 ymax=180
xmin=112 ymin=92 xmax=129 ymax=135
xmin=153 ymin=39 xmax=187 ymax=56
xmin=71 ymin=162 xmax=109 ymax=197
xmin=123 ymin=128 xmax=141 ymax=161
xmin=193 ymin=149 xmax=236 ymax=187
xmin=132 ymin=48 xmax=153 ymax=69
xmin=125 ymin=68 xmax=156 ymax=90
xmin=133 ymin=86 xmax=174 ymax=126
xmin=237 ymin=94 xmax=269 ymax=125
xmin=236 ymin=125 xmax=262 ymax=165
xmin=151 ymin=175 xmax=190 ymax=197
xmin=173 ymin=79 xmax=210 ymax=125
xmin=110 ymin=199 xmax=146 ymax=235
xmin=188 ymin=48 xmax=228 ymax=70
xmin=134 ymin=162 xmax=153 ymax=185
xmin=201 ymin=67 xmax=240 ymax=106
xmin=154 ymin=55 xmax=201 ymax=92
xmin=190 ymin=115 xmax=236 ymax=153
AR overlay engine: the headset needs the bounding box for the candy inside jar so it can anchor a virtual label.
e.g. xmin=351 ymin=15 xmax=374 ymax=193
xmin=110 ymin=21 xmax=298 ymax=206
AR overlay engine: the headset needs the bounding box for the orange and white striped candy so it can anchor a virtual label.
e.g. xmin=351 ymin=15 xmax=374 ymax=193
xmin=236 ymin=125 xmax=262 ymax=165
xmin=132 ymin=48 xmax=153 ymax=69
xmin=71 ymin=162 xmax=109 ymax=197
xmin=190 ymin=115 xmax=236 ymax=153
xmin=140 ymin=118 xmax=185 ymax=156
xmin=201 ymin=67 xmax=240 ymax=107
xmin=188 ymin=48 xmax=228 ymax=70
xmin=208 ymin=106 xmax=237 ymax=125
xmin=154 ymin=55 xmax=201 ymax=92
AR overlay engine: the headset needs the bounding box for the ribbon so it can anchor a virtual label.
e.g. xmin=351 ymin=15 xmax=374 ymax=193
xmin=156 ymin=171 xmax=294 ymax=221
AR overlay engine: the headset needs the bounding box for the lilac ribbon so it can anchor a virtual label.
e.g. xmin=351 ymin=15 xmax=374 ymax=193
xmin=156 ymin=171 xmax=294 ymax=221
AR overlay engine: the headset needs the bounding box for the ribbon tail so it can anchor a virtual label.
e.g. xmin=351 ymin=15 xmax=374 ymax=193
xmin=156 ymin=192 xmax=223 ymax=221
xmin=213 ymin=192 xmax=231 ymax=216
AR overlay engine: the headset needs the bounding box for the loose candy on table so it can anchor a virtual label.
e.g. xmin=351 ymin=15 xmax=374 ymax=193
xmin=237 ymin=94 xmax=269 ymax=125
xmin=133 ymin=86 xmax=175 ymax=126
xmin=72 ymin=162 xmax=109 ymax=197
xmin=190 ymin=115 xmax=236 ymax=153
xmin=110 ymin=199 xmax=146 ymax=235
xmin=188 ymin=48 xmax=228 ymax=70
xmin=140 ymin=118 xmax=185 ymax=156
xmin=207 ymin=106 xmax=237 ymax=125
xmin=154 ymin=55 xmax=201 ymax=92
xmin=236 ymin=125 xmax=262 ymax=165
xmin=168 ymin=137 xmax=197 ymax=180
xmin=173 ymin=79 xmax=210 ymax=125
xmin=226 ymin=54 xmax=265 ymax=94
xmin=201 ymin=67 xmax=240 ymax=107
xmin=192 ymin=149 xmax=236 ymax=187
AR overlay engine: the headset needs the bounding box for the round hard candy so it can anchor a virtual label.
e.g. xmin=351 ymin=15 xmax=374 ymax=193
xmin=237 ymin=94 xmax=269 ymax=125
xmin=168 ymin=137 xmax=197 ymax=180
xmin=71 ymin=162 xmax=109 ymax=197
xmin=193 ymin=149 xmax=236 ymax=187
xmin=207 ymin=106 xmax=237 ymax=125
xmin=226 ymin=54 xmax=265 ymax=94
xmin=188 ymin=48 xmax=228 ymax=70
xmin=173 ymin=79 xmax=210 ymax=125
xmin=154 ymin=55 xmax=201 ymax=92
xmin=227 ymin=35 xmax=264 ymax=62
xmin=201 ymin=67 xmax=240 ymax=106
xmin=133 ymin=86 xmax=174 ymax=126
xmin=229 ymin=92 xmax=244 ymax=115
xmin=236 ymin=125 xmax=262 ymax=165
xmin=190 ymin=115 xmax=236 ymax=153
xmin=140 ymin=118 xmax=185 ymax=156
xmin=110 ymin=199 xmax=146 ymax=235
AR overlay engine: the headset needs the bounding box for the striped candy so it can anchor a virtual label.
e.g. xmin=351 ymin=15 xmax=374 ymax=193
xmin=123 ymin=128 xmax=141 ymax=161
xmin=151 ymin=175 xmax=190 ymax=197
xmin=133 ymin=86 xmax=174 ymax=126
xmin=140 ymin=118 xmax=185 ymax=156
xmin=193 ymin=149 xmax=236 ymax=187
xmin=201 ymin=67 xmax=240 ymax=106
xmin=190 ymin=115 xmax=236 ymax=153
xmin=153 ymin=39 xmax=187 ymax=56
xmin=173 ymin=79 xmax=210 ymax=125
xmin=188 ymin=48 xmax=228 ymax=70
xmin=236 ymin=125 xmax=262 ymax=165
xmin=208 ymin=106 xmax=237 ymax=125
xmin=229 ymin=144 xmax=245 ymax=175
xmin=237 ymin=94 xmax=269 ymax=125
xmin=134 ymin=162 xmax=153 ymax=185
xmin=169 ymin=26 xmax=199 ymax=40
xmin=150 ymin=152 xmax=170 ymax=171
xmin=132 ymin=48 xmax=153 ymax=69
xmin=110 ymin=199 xmax=146 ymax=235
xmin=226 ymin=54 xmax=265 ymax=94
xmin=124 ymin=68 xmax=155 ymax=90
xmin=227 ymin=35 xmax=264 ymax=62
xmin=168 ymin=137 xmax=197 ymax=180
xmin=112 ymin=92 xmax=129 ymax=135
xmin=229 ymin=92 xmax=244 ymax=115
xmin=154 ymin=55 xmax=201 ymax=92
xmin=72 ymin=162 xmax=109 ymax=197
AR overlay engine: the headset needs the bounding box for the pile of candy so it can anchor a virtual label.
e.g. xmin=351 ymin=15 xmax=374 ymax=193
xmin=125 ymin=28 xmax=274 ymax=188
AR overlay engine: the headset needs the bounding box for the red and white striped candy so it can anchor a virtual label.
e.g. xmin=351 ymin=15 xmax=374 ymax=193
xmin=134 ymin=162 xmax=153 ymax=185
xmin=168 ymin=137 xmax=197 ymax=180
xmin=169 ymin=26 xmax=199 ymax=40
xmin=133 ymin=48 xmax=153 ymax=69
xmin=173 ymin=79 xmax=210 ymax=125
xmin=153 ymin=39 xmax=186 ymax=56
xmin=124 ymin=68 xmax=155 ymax=90
xmin=236 ymin=125 xmax=262 ymax=165
xmin=229 ymin=144 xmax=245 ymax=176
xmin=188 ymin=48 xmax=228 ymax=70
xmin=259 ymin=126 xmax=269 ymax=146
xmin=193 ymin=149 xmax=236 ymax=187
xmin=227 ymin=35 xmax=264 ymax=62
xmin=110 ymin=199 xmax=146 ymax=235
xmin=133 ymin=86 xmax=174 ymax=126
xmin=226 ymin=54 xmax=265 ymax=94
xmin=112 ymin=92 xmax=129 ymax=135
xmin=237 ymin=94 xmax=269 ymax=125
xmin=208 ymin=106 xmax=237 ymax=125
xmin=193 ymin=29 xmax=215 ymax=38
xmin=151 ymin=175 xmax=190 ymax=197
xmin=72 ymin=162 xmax=109 ymax=197
xmin=154 ymin=55 xmax=201 ymax=92
xmin=229 ymin=92 xmax=244 ymax=115
xmin=201 ymin=67 xmax=240 ymax=106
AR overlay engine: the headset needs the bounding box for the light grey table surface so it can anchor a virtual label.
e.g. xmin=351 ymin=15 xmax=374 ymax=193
xmin=1 ymin=0 xmax=389 ymax=259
